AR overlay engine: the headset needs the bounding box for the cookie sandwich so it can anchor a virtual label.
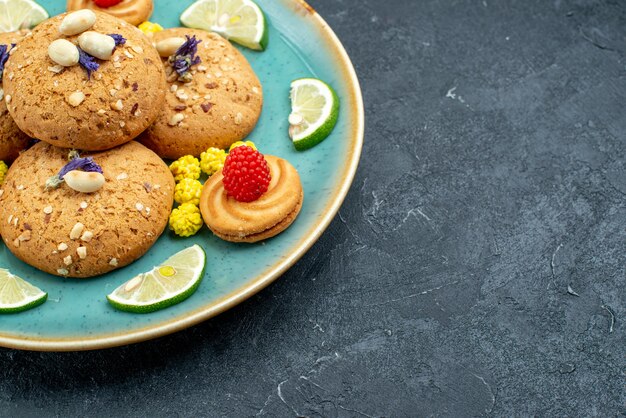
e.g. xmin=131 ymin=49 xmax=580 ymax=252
xmin=67 ymin=0 xmax=154 ymax=26
xmin=199 ymin=145 xmax=303 ymax=243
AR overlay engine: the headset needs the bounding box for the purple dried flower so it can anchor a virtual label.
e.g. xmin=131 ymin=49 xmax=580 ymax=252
xmin=108 ymin=34 xmax=126 ymax=47
xmin=78 ymin=47 xmax=100 ymax=79
xmin=46 ymin=157 xmax=103 ymax=190
xmin=58 ymin=157 xmax=103 ymax=179
xmin=168 ymin=35 xmax=202 ymax=81
xmin=0 ymin=43 xmax=15 ymax=81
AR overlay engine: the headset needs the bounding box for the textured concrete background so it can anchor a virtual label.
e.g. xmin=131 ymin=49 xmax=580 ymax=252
xmin=1 ymin=0 xmax=625 ymax=416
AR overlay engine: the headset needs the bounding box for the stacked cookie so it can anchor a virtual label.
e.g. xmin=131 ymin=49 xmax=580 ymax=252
xmin=0 ymin=11 xmax=174 ymax=278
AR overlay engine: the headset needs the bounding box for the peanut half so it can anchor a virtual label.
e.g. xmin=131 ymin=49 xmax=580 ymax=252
xmin=59 ymin=10 xmax=97 ymax=36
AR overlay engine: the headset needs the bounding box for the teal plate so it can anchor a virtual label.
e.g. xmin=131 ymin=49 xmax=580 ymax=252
xmin=0 ymin=0 xmax=363 ymax=351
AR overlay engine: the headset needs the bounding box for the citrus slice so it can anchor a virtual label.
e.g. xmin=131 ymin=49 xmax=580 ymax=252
xmin=180 ymin=0 xmax=268 ymax=51
xmin=107 ymin=245 xmax=206 ymax=314
xmin=289 ymin=78 xmax=340 ymax=151
xmin=0 ymin=268 xmax=47 ymax=313
xmin=0 ymin=0 xmax=48 ymax=33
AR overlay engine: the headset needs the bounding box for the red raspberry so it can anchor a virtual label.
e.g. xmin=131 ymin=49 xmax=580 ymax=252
xmin=93 ymin=0 xmax=123 ymax=7
xmin=222 ymin=146 xmax=271 ymax=202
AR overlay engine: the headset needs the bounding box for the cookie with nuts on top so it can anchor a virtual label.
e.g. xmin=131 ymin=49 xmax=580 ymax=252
xmin=67 ymin=0 xmax=154 ymax=27
xmin=139 ymin=28 xmax=263 ymax=160
xmin=3 ymin=11 xmax=166 ymax=151
xmin=0 ymin=30 xmax=32 ymax=162
xmin=0 ymin=141 xmax=175 ymax=278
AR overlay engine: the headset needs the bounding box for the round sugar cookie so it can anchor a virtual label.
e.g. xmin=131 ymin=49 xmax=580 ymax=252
xmin=0 ymin=30 xmax=32 ymax=162
xmin=0 ymin=141 xmax=175 ymax=278
xmin=139 ymin=28 xmax=263 ymax=159
xmin=66 ymin=0 xmax=154 ymax=26
xmin=3 ymin=12 xmax=166 ymax=151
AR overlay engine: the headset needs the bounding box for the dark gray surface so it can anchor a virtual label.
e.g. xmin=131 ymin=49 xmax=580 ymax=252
xmin=1 ymin=0 xmax=625 ymax=416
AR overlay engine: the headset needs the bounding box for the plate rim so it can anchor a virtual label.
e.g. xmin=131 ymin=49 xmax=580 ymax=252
xmin=0 ymin=0 xmax=364 ymax=352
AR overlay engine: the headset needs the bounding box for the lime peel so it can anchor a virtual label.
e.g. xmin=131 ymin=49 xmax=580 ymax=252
xmin=107 ymin=245 xmax=206 ymax=314
xmin=0 ymin=268 xmax=47 ymax=314
xmin=0 ymin=0 xmax=48 ymax=33
xmin=180 ymin=0 xmax=269 ymax=51
xmin=289 ymin=78 xmax=340 ymax=151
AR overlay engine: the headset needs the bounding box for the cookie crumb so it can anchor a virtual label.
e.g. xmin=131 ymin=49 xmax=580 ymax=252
xmin=131 ymin=45 xmax=143 ymax=55
xmin=58 ymin=242 xmax=68 ymax=251
xmin=43 ymin=205 xmax=53 ymax=214
xmin=57 ymin=268 xmax=69 ymax=276
xmin=109 ymin=258 xmax=118 ymax=266
xmin=68 ymin=91 xmax=85 ymax=107
xmin=112 ymin=99 xmax=123 ymax=111
xmin=79 ymin=201 xmax=88 ymax=209
xmin=76 ymin=246 xmax=87 ymax=259
xmin=48 ymin=65 xmax=64 ymax=74
xmin=175 ymin=90 xmax=188 ymax=101
xmin=69 ymin=222 xmax=84 ymax=240
xmin=168 ymin=113 xmax=185 ymax=126
xmin=81 ymin=231 xmax=93 ymax=242
xmin=63 ymin=255 xmax=73 ymax=266
xmin=135 ymin=202 xmax=144 ymax=211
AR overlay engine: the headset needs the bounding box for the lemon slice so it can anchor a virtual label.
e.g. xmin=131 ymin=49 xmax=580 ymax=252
xmin=180 ymin=0 xmax=268 ymax=51
xmin=107 ymin=245 xmax=206 ymax=314
xmin=0 ymin=0 xmax=48 ymax=33
xmin=0 ymin=268 xmax=47 ymax=313
xmin=289 ymin=78 xmax=340 ymax=151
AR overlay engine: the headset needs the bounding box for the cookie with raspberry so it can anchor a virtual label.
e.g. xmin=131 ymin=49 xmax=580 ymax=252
xmin=67 ymin=0 xmax=154 ymax=26
xmin=199 ymin=151 xmax=303 ymax=243
xmin=139 ymin=28 xmax=263 ymax=159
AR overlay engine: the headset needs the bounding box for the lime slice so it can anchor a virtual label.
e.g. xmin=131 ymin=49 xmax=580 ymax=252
xmin=180 ymin=0 xmax=268 ymax=51
xmin=0 ymin=268 xmax=47 ymax=313
xmin=0 ymin=0 xmax=48 ymax=33
xmin=107 ymin=245 xmax=206 ymax=314
xmin=289 ymin=78 xmax=340 ymax=151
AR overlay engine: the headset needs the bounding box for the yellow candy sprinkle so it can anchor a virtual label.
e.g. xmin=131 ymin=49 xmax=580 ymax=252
xmin=174 ymin=178 xmax=202 ymax=206
xmin=200 ymin=147 xmax=227 ymax=176
xmin=169 ymin=203 xmax=203 ymax=238
xmin=0 ymin=161 xmax=7 ymax=184
xmin=169 ymin=155 xmax=201 ymax=182
xmin=138 ymin=21 xmax=164 ymax=35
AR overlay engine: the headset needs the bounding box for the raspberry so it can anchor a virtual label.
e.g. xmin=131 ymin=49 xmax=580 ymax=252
xmin=222 ymin=146 xmax=271 ymax=202
xmin=93 ymin=0 xmax=123 ymax=8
